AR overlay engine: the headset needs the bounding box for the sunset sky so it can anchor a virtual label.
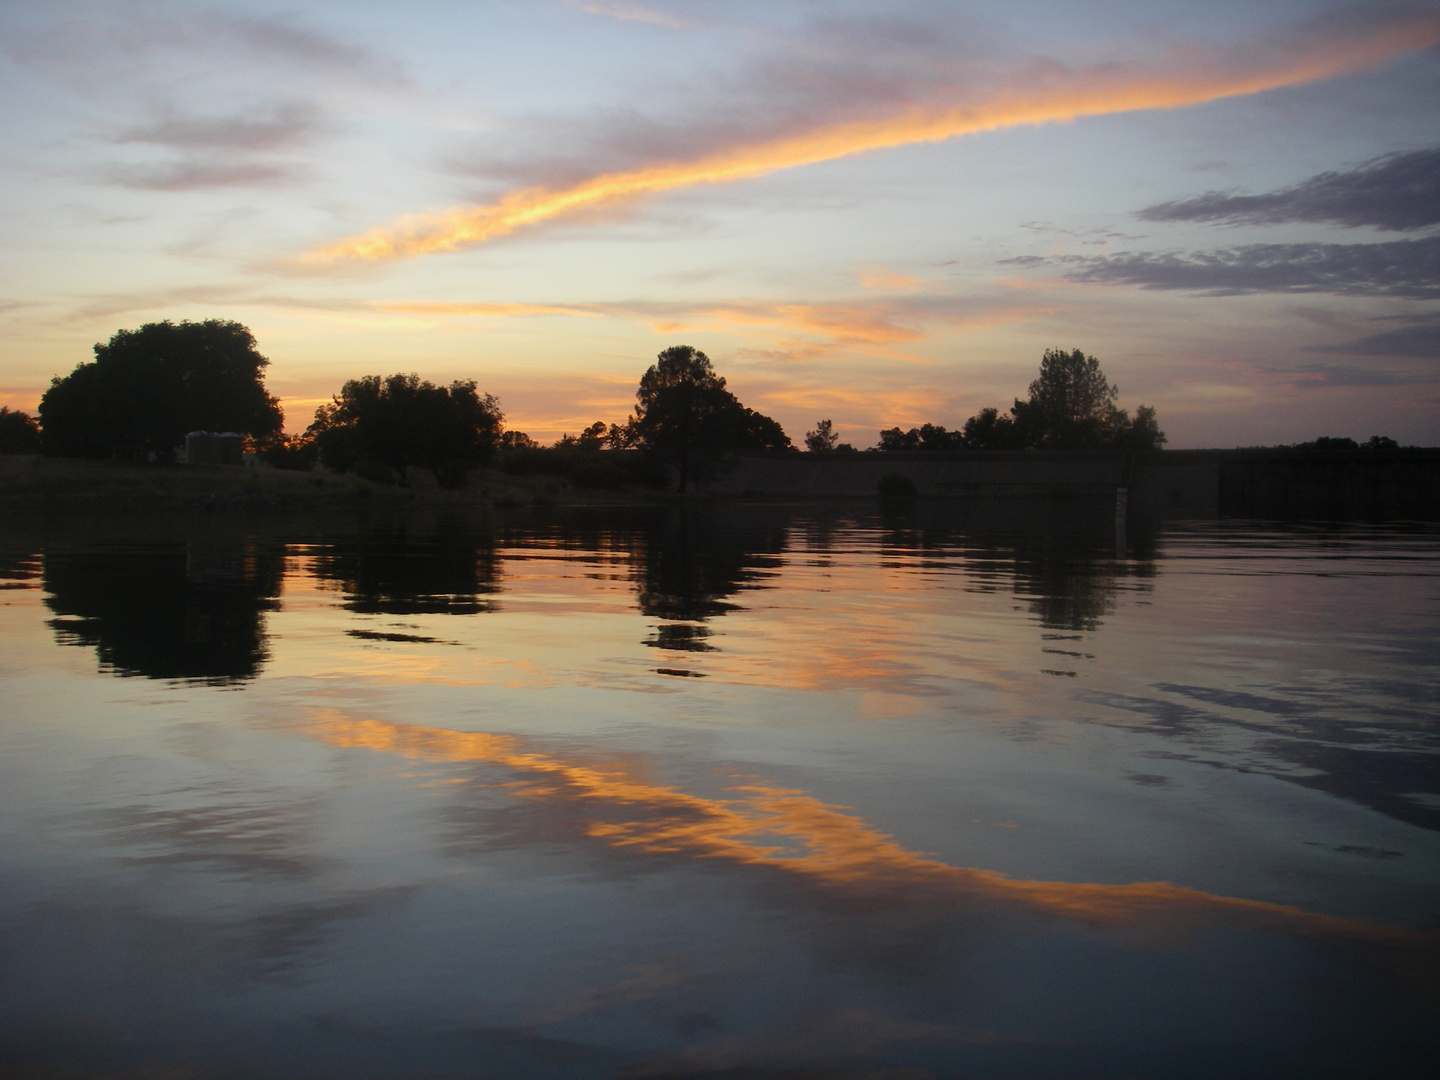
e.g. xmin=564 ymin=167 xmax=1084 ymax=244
xmin=2 ymin=0 xmax=1437 ymax=448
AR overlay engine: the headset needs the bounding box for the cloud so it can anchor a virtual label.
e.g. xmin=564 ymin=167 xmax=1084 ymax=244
xmin=8 ymin=9 xmax=391 ymax=194
xmin=221 ymin=14 xmax=408 ymax=88
xmin=117 ymin=102 xmax=325 ymax=152
xmin=1063 ymin=236 xmax=1440 ymax=298
xmin=374 ymin=301 xmax=603 ymax=319
xmin=6 ymin=8 xmax=406 ymax=91
xmin=1305 ymin=319 xmax=1440 ymax=358
xmin=101 ymin=160 xmax=299 ymax=191
xmin=1278 ymin=363 xmax=1426 ymax=389
xmin=563 ymin=1 xmax=693 ymax=31
xmin=302 ymin=9 xmax=1440 ymax=264
xmin=101 ymin=102 xmax=323 ymax=191
xmin=857 ymin=267 xmax=922 ymax=292
xmin=363 ymin=293 xmax=1046 ymax=355
xmin=1139 ymin=146 xmax=1440 ymax=232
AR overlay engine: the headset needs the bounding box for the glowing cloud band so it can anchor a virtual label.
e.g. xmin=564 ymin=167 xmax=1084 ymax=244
xmin=304 ymin=15 xmax=1440 ymax=265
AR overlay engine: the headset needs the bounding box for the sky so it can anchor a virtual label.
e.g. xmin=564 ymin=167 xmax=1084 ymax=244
xmin=1 ymin=0 xmax=1438 ymax=448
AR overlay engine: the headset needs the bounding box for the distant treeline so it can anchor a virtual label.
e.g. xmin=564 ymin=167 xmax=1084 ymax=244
xmin=0 ymin=320 xmax=1417 ymax=492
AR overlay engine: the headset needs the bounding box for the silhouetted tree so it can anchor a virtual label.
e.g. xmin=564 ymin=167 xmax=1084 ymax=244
xmin=0 ymin=407 xmax=40 ymax=454
xmin=499 ymin=430 xmax=539 ymax=450
xmin=554 ymin=421 xmax=610 ymax=450
xmin=308 ymin=373 xmax=502 ymax=487
xmin=805 ymin=419 xmax=839 ymax=452
xmin=960 ymin=406 xmax=1022 ymax=450
xmin=876 ymin=422 xmax=963 ymax=451
xmin=1113 ymin=404 xmax=1165 ymax=450
xmin=1015 ymin=347 xmax=1123 ymax=448
xmin=38 ymin=320 xmax=283 ymax=460
xmin=959 ymin=348 xmax=1165 ymax=451
xmin=623 ymin=346 xmax=792 ymax=491
xmin=257 ymin=432 xmax=318 ymax=471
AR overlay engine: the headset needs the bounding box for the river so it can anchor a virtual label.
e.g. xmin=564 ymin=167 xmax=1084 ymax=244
xmin=1 ymin=502 xmax=1436 ymax=1078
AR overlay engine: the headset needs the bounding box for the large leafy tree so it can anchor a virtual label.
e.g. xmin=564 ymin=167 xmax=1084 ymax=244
xmin=38 ymin=320 xmax=283 ymax=460
xmin=308 ymin=373 xmax=502 ymax=487
xmin=623 ymin=346 xmax=792 ymax=491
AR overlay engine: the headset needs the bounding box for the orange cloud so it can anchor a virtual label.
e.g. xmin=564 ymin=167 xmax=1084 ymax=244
xmin=564 ymin=1 xmax=691 ymax=31
xmin=374 ymin=301 xmax=602 ymax=319
xmin=296 ymin=708 xmax=1436 ymax=971
xmin=351 ymin=295 xmax=1045 ymax=358
xmin=302 ymin=14 xmax=1440 ymax=265
xmin=858 ymin=267 xmax=923 ymax=293
xmin=686 ymin=303 xmax=923 ymax=345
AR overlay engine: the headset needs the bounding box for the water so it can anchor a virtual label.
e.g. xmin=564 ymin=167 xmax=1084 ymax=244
xmin=1 ymin=503 xmax=1436 ymax=1078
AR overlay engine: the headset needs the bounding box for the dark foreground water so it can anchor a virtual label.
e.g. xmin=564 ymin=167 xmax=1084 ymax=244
xmin=1 ymin=502 xmax=1436 ymax=1079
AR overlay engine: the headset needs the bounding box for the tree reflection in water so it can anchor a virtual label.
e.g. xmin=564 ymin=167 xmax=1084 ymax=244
xmin=43 ymin=541 xmax=283 ymax=684
xmin=25 ymin=500 xmax=1158 ymax=685
xmin=633 ymin=505 xmax=788 ymax=621
xmin=308 ymin=513 xmax=500 ymax=615
xmin=876 ymin=497 xmax=1157 ymax=632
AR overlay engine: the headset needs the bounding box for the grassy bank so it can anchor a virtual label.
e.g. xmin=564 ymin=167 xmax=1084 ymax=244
xmin=0 ymin=455 xmax=656 ymax=511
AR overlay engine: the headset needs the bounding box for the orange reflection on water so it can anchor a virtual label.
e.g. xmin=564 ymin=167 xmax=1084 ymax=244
xmin=299 ymin=709 xmax=1436 ymax=969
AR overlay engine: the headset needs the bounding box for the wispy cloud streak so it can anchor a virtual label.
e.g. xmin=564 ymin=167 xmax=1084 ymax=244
xmin=1306 ymin=319 xmax=1440 ymax=357
xmin=117 ymin=102 xmax=324 ymax=152
xmin=1140 ymin=146 xmax=1440 ymax=231
xmin=303 ymin=12 xmax=1440 ymax=265
xmin=563 ymin=1 xmax=693 ymax=31
xmin=1066 ymin=236 xmax=1440 ymax=298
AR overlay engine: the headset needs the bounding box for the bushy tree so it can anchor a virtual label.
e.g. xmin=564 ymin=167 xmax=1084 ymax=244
xmin=0 ymin=407 xmax=41 ymax=454
xmin=958 ymin=348 xmax=1165 ymax=451
xmin=257 ymin=432 xmax=318 ymax=471
xmin=1114 ymin=404 xmax=1165 ymax=451
xmin=39 ymin=320 xmax=283 ymax=459
xmin=876 ymin=422 xmax=964 ymax=452
xmin=498 ymin=430 xmax=539 ymax=450
xmin=805 ymin=419 xmax=838 ymax=452
xmin=308 ymin=373 xmax=502 ymax=487
xmin=623 ymin=346 xmax=792 ymax=491
xmin=554 ymin=421 xmax=611 ymax=450
xmin=1019 ymin=347 xmax=1120 ymax=448
xmin=960 ymin=407 xmax=1022 ymax=450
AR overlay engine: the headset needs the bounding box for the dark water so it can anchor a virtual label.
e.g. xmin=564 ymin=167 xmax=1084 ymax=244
xmin=1 ymin=503 xmax=1436 ymax=1079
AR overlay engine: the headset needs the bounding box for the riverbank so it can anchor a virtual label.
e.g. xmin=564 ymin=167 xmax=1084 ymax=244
xmin=5 ymin=447 xmax=1438 ymax=519
xmin=0 ymin=454 xmax=647 ymax=511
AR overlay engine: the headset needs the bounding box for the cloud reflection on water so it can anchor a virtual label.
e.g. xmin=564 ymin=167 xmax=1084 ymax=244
xmin=296 ymin=707 xmax=1437 ymax=979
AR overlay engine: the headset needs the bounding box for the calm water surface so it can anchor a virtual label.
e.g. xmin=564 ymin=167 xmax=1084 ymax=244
xmin=1 ymin=503 xmax=1436 ymax=1078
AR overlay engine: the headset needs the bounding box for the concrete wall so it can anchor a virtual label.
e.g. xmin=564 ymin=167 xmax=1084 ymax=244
xmin=710 ymin=451 xmax=1128 ymax=499
xmin=701 ymin=449 xmax=1440 ymax=520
